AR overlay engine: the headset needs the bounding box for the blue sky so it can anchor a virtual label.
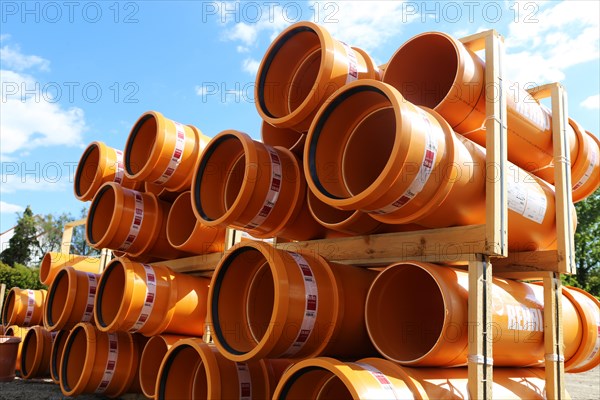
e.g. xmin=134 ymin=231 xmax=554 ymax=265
xmin=1 ymin=0 xmax=599 ymax=234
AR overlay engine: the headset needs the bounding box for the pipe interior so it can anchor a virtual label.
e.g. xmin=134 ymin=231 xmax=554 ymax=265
xmin=2 ymin=290 xmax=15 ymax=325
xmin=140 ymin=336 xmax=169 ymax=395
xmin=39 ymin=253 xmax=53 ymax=283
xmin=126 ymin=114 xmax=157 ymax=175
xmin=212 ymin=248 xmax=273 ymax=354
xmin=259 ymin=28 xmax=321 ymax=118
xmin=192 ymin=360 xmax=209 ymax=399
xmin=246 ymin=262 xmax=275 ymax=342
xmin=309 ymin=87 xmax=392 ymax=199
xmin=367 ymin=265 xmax=445 ymax=362
xmin=75 ymin=144 xmax=100 ymax=197
xmin=160 ymin=346 xmax=200 ymax=399
xmin=288 ymin=48 xmax=322 ymax=114
xmin=224 ymin=154 xmax=246 ymax=209
xmin=88 ymin=186 xmax=115 ymax=244
xmin=383 ymin=34 xmax=458 ymax=108
xmin=96 ymin=261 xmax=125 ymax=328
xmin=50 ymin=331 xmax=68 ymax=381
xmin=48 ymin=270 xmax=69 ymax=326
xmin=196 ymin=136 xmax=245 ymax=222
xmin=279 ymin=368 xmax=344 ymax=400
xmin=22 ymin=330 xmax=37 ymax=376
xmin=63 ymin=326 xmax=86 ymax=391
xmin=167 ymin=192 xmax=197 ymax=246
xmin=342 ymin=107 xmax=396 ymax=195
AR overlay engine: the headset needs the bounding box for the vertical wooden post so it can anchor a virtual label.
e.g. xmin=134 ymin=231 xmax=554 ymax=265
xmin=461 ymin=30 xmax=508 ymax=258
xmin=60 ymin=218 xmax=86 ymax=254
xmin=550 ymin=84 xmax=576 ymax=274
xmin=468 ymin=255 xmax=493 ymax=400
xmin=0 ymin=283 xmax=6 ymax=325
xmin=544 ymin=272 xmax=565 ymax=399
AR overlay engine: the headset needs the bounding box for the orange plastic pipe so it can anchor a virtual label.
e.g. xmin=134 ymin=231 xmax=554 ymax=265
xmin=94 ymin=258 xmax=210 ymax=336
xmin=144 ymin=181 xmax=181 ymax=202
xmin=261 ymin=120 xmax=306 ymax=158
xmin=124 ymin=110 xmax=211 ymax=192
xmin=307 ymin=190 xmax=425 ymax=236
xmin=304 ymin=79 xmax=565 ymax=251
xmin=86 ymin=182 xmax=186 ymax=260
xmin=4 ymin=325 xmax=29 ymax=375
xmin=139 ymin=334 xmax=187 ymax=398
xmin=208 ymin=241 xmax=377 ymax=362
xmin=20 ymin=325 xmax=52 ymax=379
xmin=2 ymin=288 xmax=47 ymax=327
xmin=255 ymin=21 xmax=380 ymax=132
xmin=60 ymin=323 xmax=142 ymax=397
xmin=166 ymin=191 xmax=226 ymax=254
xmin=382 ymin=31 xmax=600 ymax=201
xmin=74 ymin=141 xmax=142 ymax=202
xmin=156 ymin=338 xmax=285 ymax=400
xmin=192 ymin=129 xmax=325 ymax=241
xmin=273 ymin=356 xmax=555 ymax=399
xmin=50 ymin=329 xmax=69 ymax=384
xmin=365 ymin=262 xmax=600 ymax=371
xmin=40 ymin=251 xmax=101 ymax=286
xmin=44 ymin=267 xmax=100 ymax=331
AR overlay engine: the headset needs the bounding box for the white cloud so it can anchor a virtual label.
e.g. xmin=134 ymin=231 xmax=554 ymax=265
xmin=0 ymin=34 xmax=10 ymax=42
xmin=0 ymin=201 xmax=24 ymax=214
xmin=0 ymin=171 xmax=69 ymax=194
xmin=581 ymin=94 xmax=600 ymax=110
xmin=1 ymin=46 xmax=86 ymax=158
xmin=242 ymin=58 xmax=260 ymax=75
xmin=505 ymin=1 xmax=599 ymax=84
xmin=0 ymin=43 xmax=50 ymax=71
xmin=309 ymin=1 xmax=418 ymax=53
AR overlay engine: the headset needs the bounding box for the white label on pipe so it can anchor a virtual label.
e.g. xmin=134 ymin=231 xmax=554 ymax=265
xmin=369 ymin=109 xmax=439 ymax=215
xmin=154 ymin=122 xmax=187 ymax=184
xmin=23 ymin=289 xmax=35 ymax=325
xmin=353 ymin=362 xmax=403 ymax=400
xmin=507 ymin=178 xmax=547 ymax=224
xmin=279 ymin=252 xmax=318 ymax=358
xmin=573 ymin=142 xmax=598 ymax=191
xmin=506 ymin=304 xmax=544 ymax=332
xmin=117 ymin=191 xmax=144 ymax=251
xmin=340 ymin=41 xmax=359 ymax=84
xmin=236 ymin=362 xmax=252 ymax=400
xmin=113 ymin=149 xmax=124 ymax=184
xmin=516 ymin=96 xmax=551 ymax=132
xmin=130 ymin=264 xmax=157 ymax=332
xmin=82 ymin=273 xmax=98 ymax=323
xmin=96 ymin=332 xmax=119 ymax=393
xmin=243 ymin=146 xmax=282 ymax=231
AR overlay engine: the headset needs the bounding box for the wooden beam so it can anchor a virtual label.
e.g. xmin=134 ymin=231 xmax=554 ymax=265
xmin=468 ymin=255 xmax=493 ymax=400
xmin=527 ymin=84 xmax=576 ymax=274
xmin=275 ymin=225 xmax=488 ymax=265
xmin=543 ymin=273 xmax=566 ymax=399
xmin=153 ymin=252 xmax=224 ymax=274
xmin=491 ymin=250 xmax=560 ymax=273
xmin=60 ymin=218 xmax=86 ymax=254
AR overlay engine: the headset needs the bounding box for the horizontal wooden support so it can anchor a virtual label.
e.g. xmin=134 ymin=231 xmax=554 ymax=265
xmin=275 ymin=225 xmax=488 ymax=265
xmin=459 ymin=29 xmax=497 ymax=50
xmin=154 ymin=252 xmax=224 ymax=274
xmin=491 ymin=250 xmax=560 ymax=273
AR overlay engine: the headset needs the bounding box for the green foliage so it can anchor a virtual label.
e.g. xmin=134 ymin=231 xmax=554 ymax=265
xmin=34 ymin=212 xmax=73 ymax=256
xmin=0 ymin=206 xmax=39 ymax=266
xmin=573 ymin=190 xmax=600 ymax=297
xmin=0 ymin=262 xmax=46 ymax=303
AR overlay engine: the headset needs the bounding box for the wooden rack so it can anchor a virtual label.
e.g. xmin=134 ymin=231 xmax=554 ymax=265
xmin=81 ymin=29 xmax=575 ymax=400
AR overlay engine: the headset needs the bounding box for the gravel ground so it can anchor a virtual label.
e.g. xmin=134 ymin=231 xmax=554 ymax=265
xmin=0 ymin=367 xmax=597 ymax=399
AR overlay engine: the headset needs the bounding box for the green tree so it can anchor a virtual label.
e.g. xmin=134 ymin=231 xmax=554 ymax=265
xmin=573 ymin=190 xmax=600 ymax=296
xmin=34 ymin=212 xmax=72 ymax=256
xmin=0 ymin=206 xmax=39 ymax=266
xmin=0 ymin=262 xmax=46 ymax=304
